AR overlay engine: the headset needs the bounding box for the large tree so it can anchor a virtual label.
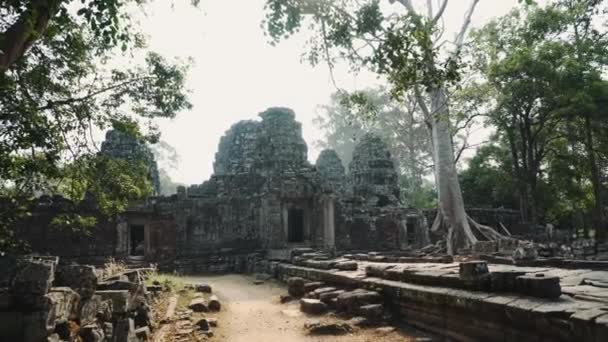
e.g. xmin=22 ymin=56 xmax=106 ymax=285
xmin=472 ymin=0 xmax=608 ymax=238
xmin=264 ymin=0 xmax=502 ymax=253
xmin=0 ymin=0 xmax=192 ymax=251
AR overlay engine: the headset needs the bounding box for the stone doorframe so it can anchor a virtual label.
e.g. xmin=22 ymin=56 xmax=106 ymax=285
xmin=282 ymin=199 xmax=311 ymax=246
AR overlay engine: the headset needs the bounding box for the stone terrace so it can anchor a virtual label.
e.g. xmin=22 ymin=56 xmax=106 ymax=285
xmin=276 ymin=257 xmax=608 ymax=341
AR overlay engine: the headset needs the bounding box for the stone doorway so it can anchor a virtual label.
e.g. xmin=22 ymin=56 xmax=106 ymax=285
xmin=287 ymin=208 xmax=305 ymax=243
xmin=129 ymin=225 xmax=145 ymax=256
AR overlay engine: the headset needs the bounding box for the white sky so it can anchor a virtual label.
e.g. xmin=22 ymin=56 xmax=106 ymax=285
xmin=137 ymin=0 xmax=520 ymax=185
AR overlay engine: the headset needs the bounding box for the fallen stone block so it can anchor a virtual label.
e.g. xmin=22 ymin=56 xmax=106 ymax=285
xmin=304 ymin=260 xmax=335 ymax=270
xmin=305 ymin=321 xmax=353 ymax=335
xmin=304 ymin=281 xmax=324 ymax=292
xmin=287 ymin=277 xmax=305 ymax=297
xmin=458 ymin=261 xmax=489 ymax=280
xmin=515 ymin=274 xmax=561 ymax=299
xmin=490 ymin=270 xmax=525 ymax=292
xmin=80 ymin=295 xmax=113 ymax=325
xmin=300 ymin=298 xmax=327 ymax=315
xmin=194 ymin=283 xmax=212 ymax=293
xmin=55 ymin=264 xmax=98 ymax=300
xmin=96 ymin=290 xmax=129 ymax=314
xmin=208 ymin=295 xmax=221 ymax=311
xmin=358 ymin=303 xmax=383 ymax=321
xmin=319 ymin=290 xmax=345 ymax=303
xmin=195 ymin=318 xmax=211 ymax=331
xmin=335 ymin=261 xmax=358 ymax=271
xmin=365 ymin=264 xmax=393 ymax=278
xmin=12 ymin=257 xmax=57 ymax=296
xmin=188 ymin=298 xmax=208 ymax=312
xmin=336 ymin=289 xmax=382 ymax=313
xmin=46 ymin=287 xmax=80 ymax=324
xmin=311 ymin=287 xmax=337 ymax=299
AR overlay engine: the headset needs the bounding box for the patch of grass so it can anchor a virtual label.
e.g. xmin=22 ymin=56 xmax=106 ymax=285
xmin=177 ymin=288 xmax=198 ymax=307
xmin=99 ymin=257 xmax=128 ymax=279
xmin=145 ymin=271 xmax=187 ymax=293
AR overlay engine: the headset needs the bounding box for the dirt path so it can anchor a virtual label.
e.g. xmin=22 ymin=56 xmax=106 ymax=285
xmin=182 ymin=274 xmax=434 ymax=342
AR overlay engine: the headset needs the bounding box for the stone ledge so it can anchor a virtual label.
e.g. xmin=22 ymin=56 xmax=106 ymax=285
xmin=277 ymin=262 xmax=608 ymax=341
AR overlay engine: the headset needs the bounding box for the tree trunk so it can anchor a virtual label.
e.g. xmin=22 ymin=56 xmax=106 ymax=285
xmin=0 ymin=1 xmax=60 ymax=74
xmin=584 ymin=115 xmax=606 ymax=241
xmin=428 ymin=87 xmax=477 ymax=254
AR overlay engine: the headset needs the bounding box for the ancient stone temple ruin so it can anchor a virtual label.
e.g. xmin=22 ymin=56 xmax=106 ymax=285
xmin=15 ymin=107 xmax=426 ymax=271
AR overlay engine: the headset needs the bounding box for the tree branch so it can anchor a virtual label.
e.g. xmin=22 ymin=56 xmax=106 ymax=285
xmin=432 ymin=0 xmax=449 ymax=23
xmin=37 ymin=76 xmax=156 ymax=112
xmin=454 ymin=0 xmax=480 ymax=53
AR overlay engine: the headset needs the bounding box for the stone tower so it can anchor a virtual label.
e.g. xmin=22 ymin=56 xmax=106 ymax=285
xmin=349 ymin=133 xmax=400 ymax=207
xmin=100 ymin=130 xmax=161 ymax=195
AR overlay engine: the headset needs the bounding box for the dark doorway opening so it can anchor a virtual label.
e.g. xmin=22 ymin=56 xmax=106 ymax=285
xmin=288 ymin=208 xmax=305 ymax=243
xmin=130 ymin=225 xmax=145 ymax=256
xmin=406 ymin=219 xmax=416 ymax=245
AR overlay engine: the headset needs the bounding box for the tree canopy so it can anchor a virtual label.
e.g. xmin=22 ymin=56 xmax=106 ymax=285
xmin=0 ymin=0 xmax=193 ymax=251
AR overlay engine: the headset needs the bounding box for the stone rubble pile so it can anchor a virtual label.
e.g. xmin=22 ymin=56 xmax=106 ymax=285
xmin=284 ymin=275 xmax=390 ymax=333
xmin=0 ymin=255 xmax=156 ymax=342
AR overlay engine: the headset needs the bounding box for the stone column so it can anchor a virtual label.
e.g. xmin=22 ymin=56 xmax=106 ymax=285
xmin=115 ymin=218 xmax=128 ymax=256
xmin=323 ymin=196 xmax=336 ymax=249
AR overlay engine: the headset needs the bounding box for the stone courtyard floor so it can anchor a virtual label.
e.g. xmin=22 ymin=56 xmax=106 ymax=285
xmin=180 ymin=274 xmax=436 ymax=342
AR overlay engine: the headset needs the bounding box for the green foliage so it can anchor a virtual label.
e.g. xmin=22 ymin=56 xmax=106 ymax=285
xmin=469 ymin=0 xmax=608 ymax=229
xmin=460 ymin=144 xmax=518 ymax=209
xmin=263 ymin=0 xmax=461 ymax=92
xmin=0 ymin=0 xmax=192 ymax=250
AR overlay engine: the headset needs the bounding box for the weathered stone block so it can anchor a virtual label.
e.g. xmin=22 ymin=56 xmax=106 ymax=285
xmin=208 ymin=295 xmax=221 ymax=311
xmin=490 ymin=270 xmax=526 ymax=292
xmin=96 ymin=290 xmax=129 ymax=314
xmin=459 ymin=261 xmax=489 ymax=281
xmin=303 ymin=282 xmax=324 ymax=292
xmin=194 ymin=283 xmax=212 ymax=293
xmin=12 ymin=257 xmax=57 ymax=296
xmin=188 ymin=298 xmax=208 ymax=312
xmin=55 ymin=264 xmax=98 ymax=299
xmin=300 ymin=298 xmax=327 ymax=315
xmin=305 ymin=321 xmax=352 ymax=335
xmin=358 ymin=303 xmax=383 ymax=320
xmin=311 ymin=287 xmax=337 ymax=299
xmin=319 ymin=290 xmax=345 ymax=303
xmin=336 ymin=289 xmax=382 ymax=313
xmin=80 ymin=295 xmax=113 ymax=325
xmin=515 ymin=274 xmax=561 ymax=299
xmin=335 ymin=261 xmax=358 ymax=271
xmin=287 ymin=277 xmax=305 ymax=297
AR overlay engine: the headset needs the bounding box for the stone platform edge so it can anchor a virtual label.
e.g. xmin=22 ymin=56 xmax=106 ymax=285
xmin=276 ymin=263 xmax=608 ymax=342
